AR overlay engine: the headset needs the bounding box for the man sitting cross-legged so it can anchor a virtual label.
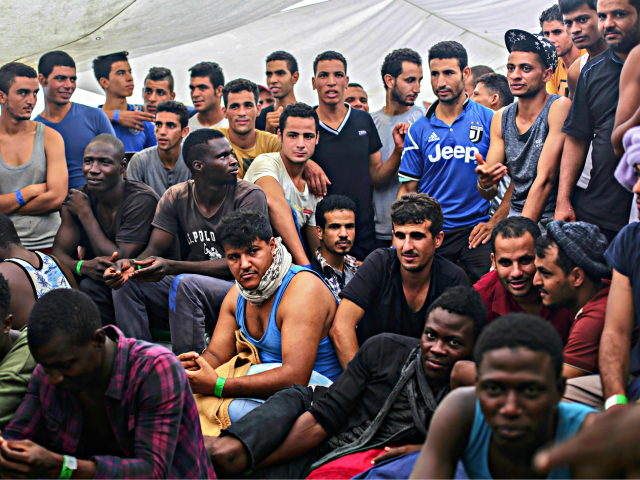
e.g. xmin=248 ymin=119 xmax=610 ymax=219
xmin=0 ymin=289 xmax=214 ymax=479
xmin=0 ymin=213 xmax=75 ymax=329
xmin=105 ymin=128 xmax=267 ymax=355
xmin=330 ymin=193 xmax=468 ymax=368
xmin=206 ymin=286 xmax=487 ymax=479
xmin=178 ymin=211 xmax=342 ymax=412
xmin=411 ymin=313 xmax=597 ymax=479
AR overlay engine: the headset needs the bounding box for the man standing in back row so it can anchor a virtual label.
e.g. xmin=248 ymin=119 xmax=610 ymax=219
xmin=256 ymin=51 xmax=299 ymax=133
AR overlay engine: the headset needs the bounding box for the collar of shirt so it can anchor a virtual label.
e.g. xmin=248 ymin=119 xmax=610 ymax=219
xmin=490 ymin=275 xmax=554 ymax=319
xmin=315 ymin=103 xmax=352 ymax=135
xmin=103 ymin=325 xmax=131 ymax=400
xmin=425 ymin=94 xmax=471 ymax=127
xmin=390 ymin=251 xmax=440 ymax=300
xmin=314 ymin=248 xmax=358 ymax=276
xmin=608 ymin=47 xmax=625 ymax=66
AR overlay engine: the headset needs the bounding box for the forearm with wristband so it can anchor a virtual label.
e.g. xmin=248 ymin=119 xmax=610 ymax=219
xmin=605 ymin=394 xmax=628 ymax=410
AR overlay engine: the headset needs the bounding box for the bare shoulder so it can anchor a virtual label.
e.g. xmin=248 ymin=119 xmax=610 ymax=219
xmin=42 ymin=124 xmax=64 ymax=143
xmin=0 ymin=261 xmax=30 ymax=289
xmin=283 ymin=270 xmax=336 ymax=311
xmin=550 ymin=96 xmax=572 ymax=117
xmin=222 ymin=283 xmax=240 ymax=316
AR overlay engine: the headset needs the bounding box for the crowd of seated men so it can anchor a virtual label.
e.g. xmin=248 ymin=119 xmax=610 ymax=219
xmin=4 ymin=0 xmax=640 ymax=477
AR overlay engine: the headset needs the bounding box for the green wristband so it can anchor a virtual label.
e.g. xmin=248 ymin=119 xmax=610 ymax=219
xmin=59 ymin=455 xmax=77 ymax=479
xmin=76 ymin=260 xmax=84 ymax=276
xmin=605 ymin=394 xmax=628 ymax=410
xmin=131 ymin=259 xmax=141 ymax=270
xmin=214 ymin=376 xmax=226 ymax=397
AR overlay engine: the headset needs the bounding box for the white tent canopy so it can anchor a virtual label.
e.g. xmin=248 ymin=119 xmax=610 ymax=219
xmin=7 ymin=0 xmax=556 ymax=113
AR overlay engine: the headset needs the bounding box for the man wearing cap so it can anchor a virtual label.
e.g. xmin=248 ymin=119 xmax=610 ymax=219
xmin=534 ymin=220 xmax=612 ymax=408
xmin=475 ymin=29 xmax=571 ymax=231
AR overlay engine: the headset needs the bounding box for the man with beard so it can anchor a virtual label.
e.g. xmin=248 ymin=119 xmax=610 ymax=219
xmin=127 ymin=101 xmax=191 ymax=197
xmin=556 ymin=0 xmax=640 ymax=242
xmin=310 ymin=195 xmax=359 ymax=296
xmin=398 ymin=42 xmax=495 ymax=280
xmin=256 ymin=51 xmax=299 ymax=133
xmin=371 ymin=48 xmax=424 ymax=249
xmin=0 ymin=62 xmax=67 ymax=253
xmin=476 ymin=31 xmax=571 ymax=232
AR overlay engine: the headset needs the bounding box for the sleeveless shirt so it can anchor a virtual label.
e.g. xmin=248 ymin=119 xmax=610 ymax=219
xmin=0 ymin=123 xmax=61 ymax=249
xmin=235 ymin=265 xmax=343 ymax=382
xmin=3 ymin=251 xmax=72 ymax=299
xmin=502 ymin=95 xmax=561 ymax=216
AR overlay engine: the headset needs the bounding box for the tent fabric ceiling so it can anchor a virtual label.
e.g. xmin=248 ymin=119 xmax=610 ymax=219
xmin=6 ymin=0 xmax=555 ymax=112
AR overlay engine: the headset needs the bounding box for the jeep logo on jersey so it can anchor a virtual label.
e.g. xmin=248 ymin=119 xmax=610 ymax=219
xmin=428 ymin=144 xmax=480 ymax=163
xmin=469 ymin=124 xmax=483 ymax=143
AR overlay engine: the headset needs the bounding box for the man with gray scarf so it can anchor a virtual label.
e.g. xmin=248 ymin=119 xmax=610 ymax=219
xmin=206 ymin=286 xmax=488 ymax=479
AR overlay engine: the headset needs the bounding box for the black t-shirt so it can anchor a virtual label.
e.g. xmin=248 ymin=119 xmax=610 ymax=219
xmin=309 ymin=333 xmax=421 ymax=438
xmin=340 ymin=248 xmax=468 ymax=344
xmin=255 ymin=104 xmax=274 ymax=131
xmin=562 ymin=48 xmax=632 ymax=231
xmin=313 ymin=104 xmax=383 ymax=260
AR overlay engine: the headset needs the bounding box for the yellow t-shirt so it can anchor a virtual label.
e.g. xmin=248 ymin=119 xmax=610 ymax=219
xmin=546 ymin=50 xmax=587 ymax=97
xmin=212 ymin=127 xmax=281 ymax=178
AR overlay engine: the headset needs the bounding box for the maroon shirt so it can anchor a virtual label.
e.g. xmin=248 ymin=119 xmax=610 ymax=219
xmin=473 ymin=270 xmax=574 ymax=344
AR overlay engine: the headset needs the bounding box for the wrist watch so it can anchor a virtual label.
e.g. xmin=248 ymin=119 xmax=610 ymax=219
xmin=59 ymin=455 xmax=77 ymax=479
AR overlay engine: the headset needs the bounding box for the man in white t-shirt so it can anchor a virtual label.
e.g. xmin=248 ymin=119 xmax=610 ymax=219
xmin=244 ymin=103 xmax=320 ymax=266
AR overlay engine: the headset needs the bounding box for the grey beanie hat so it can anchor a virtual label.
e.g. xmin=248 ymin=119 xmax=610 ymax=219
xmin=546 ymin=220 xmax=612 ymax=279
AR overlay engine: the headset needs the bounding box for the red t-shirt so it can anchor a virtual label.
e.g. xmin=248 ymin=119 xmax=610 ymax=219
xmin=563 ymin=281 xmax=611 ymax=374
xmin=473 ymin=270 xmax=574 ymax=344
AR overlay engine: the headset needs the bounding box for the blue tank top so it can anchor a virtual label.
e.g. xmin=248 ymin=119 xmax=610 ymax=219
xmin=4 ymin=251 xmax=72 ymax=299
xmin=235 ymin=265 xmax=343 ymax=382
xmin=462 ymin=400 xmax=595 ymax=479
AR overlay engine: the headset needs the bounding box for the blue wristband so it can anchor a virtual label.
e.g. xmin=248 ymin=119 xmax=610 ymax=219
xmin=14 ymin=190 xmax=26 ymax=206
xmin=113 ymin=109 xmax=120 ymax=122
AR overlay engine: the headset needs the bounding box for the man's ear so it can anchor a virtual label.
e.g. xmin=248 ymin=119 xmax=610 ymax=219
xmin=182 ymin=126 xmax=190 ymax=139
xmin=312 ymin=77 xmax=317 ymax=91
xmin=269 ymin=237 xmax=277 ymax=254
xmin=571 ymin=267 xmax=586 ymax=288
xmin=38 ymin=73 xmax=47 ymax=88
xmin=92 ymin=328 xmax=106 ymax=350
xmin=434 ymin=231 xmax=445 ymax=249
xmin=277 ymin=129 xmax=282 ymax=144
xmin=315 ymin=130 xmax=320 ymax=146
xmin=192 ymin=160 xmax=203 ymax=172
xmin=491 ymin=94 xmax=500 ymax=109
xmin=170 ymin=91 xmax=176 ymax=101
xmin=98 ymin=77 xmax=109 ymax=91
xmin=384 ymin=74 xmax=396 ymax=91
xmin=215 ymin=85 xmax=224 ymax=98
xmin=462 ymin=66 xmax=472 ymax=84
xmin=120 ymin=158 xmax=127 ymax=175
xmin=542 ymin=67 xmax=554 ymax=84
xmin=291 ymin=71 xmax=300 ymax=85
xmin=3 ymin=314 xmax=13 ymax=335
xmin=491 ymin=252 xmax=496 ymax=271
xmin=316 ymin=225 xmax=323 ymax=242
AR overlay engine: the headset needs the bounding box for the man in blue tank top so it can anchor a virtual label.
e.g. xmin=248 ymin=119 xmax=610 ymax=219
xmin=412 ymin=313 xmax=597 ymax=479
xmin=178 ymin=211 xmax=342 ymax=407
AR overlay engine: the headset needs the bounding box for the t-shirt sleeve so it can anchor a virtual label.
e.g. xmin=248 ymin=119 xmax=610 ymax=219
xmin=398 ymin=122 xmax=424 ymax=182
xmin=368 ymin=114 xmax=383 ymax=154
xmin=605 ymin=224 xmax=637 ymax=277
xmin=268 ymin=135 xmax=282 ymax=153
xmin=126 ymin=154 xmax=144 ymax=183
xmin=243 ymin=156 xmax=280 ymax=184
xmin=563 ymin=310 xmax=604 ymax=374
xmin=116 ymin=192 xmax=159 ymax=245
xmin=94 ymin=108 xmax=116 ymax=135
xmin=238 ymin=187 xmax=269 ymax=219
xmin=339 ymin=250 xmax=385 ymax=310
xmin=144 ymin=123 xmax=157 ymax=148
xmin=562 ymin=70 xmax=594 ymax=139
xmin=151 ymin=188 xmax=180 ymax=234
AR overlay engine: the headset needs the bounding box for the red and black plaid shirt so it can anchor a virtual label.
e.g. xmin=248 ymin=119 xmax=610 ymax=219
xmin=3 ymin=326 xmax=215 ymax=479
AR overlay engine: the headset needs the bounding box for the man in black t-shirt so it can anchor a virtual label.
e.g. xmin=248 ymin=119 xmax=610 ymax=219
xmin=329 ymin=193 xmax=468 ymax=368
xmin=255 ymin=51 xmax=299 ymax=133
xmin=105 ymin=129 xmax=268 ymax=354
xmin=52 ymin=134 xmax=162 ymax=326
xmin=555 ymin=0 xmax=640 ymax=242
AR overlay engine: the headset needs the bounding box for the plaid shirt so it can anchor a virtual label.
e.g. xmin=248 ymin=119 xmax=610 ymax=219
xmin=3 ymin=326 xmax=215 ymax=479
xmin=314 ymin=248 xmax=359 ymax=296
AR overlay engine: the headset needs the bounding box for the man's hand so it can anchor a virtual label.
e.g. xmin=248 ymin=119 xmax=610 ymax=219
xmin=265 ymin=106 xmax=284 ymax=134
xmin=21 ymin=183 xmax=47 ymax=199
xmin=81 ymin=252 xmax=118 ymax=282
xmin=304 ymin=160 xmax=331 ymax=197
xmin=129 ymin=257 xmax=171 ymax=282
xmin=554 ymin=200 xmax=577 ymax=223
xmin=392 ymin=122 xmax=410 ymax=149
xmin=184 ymin=354 xmax=218 ymax=395
xmin=103 ymin=257 xmax=136 ymax=290
xmin=116 ymin=110 xmax=155 ymax=131
xmin=372 ymin=445 xmax=422 ymax=465
xmin=475 ymin=153 xmax=507 ymax=190
xmin=64 ymin=189 xmax=92 ymax=218
xmin=178 ymin=351 xmax=202 ymax=372
xmin=0 ymin=439 xmax=62 ymax=479
xmin=469 ymin=219 xmax=497 ymax=249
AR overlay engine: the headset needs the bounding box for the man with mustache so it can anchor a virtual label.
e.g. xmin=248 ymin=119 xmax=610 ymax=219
xmin=0 ymin=62 xmax=67 ymax=254
xmin=556 ymin=0 xmax=640 ymax=242
xmin=398 ymin=41 xmax=495 ymax=281
xmin=372 ymin=48 xmax=424 ymax=249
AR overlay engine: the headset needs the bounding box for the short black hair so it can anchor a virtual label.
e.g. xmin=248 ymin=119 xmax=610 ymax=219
xmin=0 ymin=62 xmax=37 ymax=95
xmin=218 ymin=211 xmax=273 ymax=250
xmin=474 ymin=313 xmax=564 ymax=380
xmin=258 ymin=85 xmax=270 ymax=95
xmin=87 ymin=133 xmax=125 ymax=161
xmin=38 ymin=51 xmax=76 ymax=79
xmin=189 ymin=61 xmax=225 ymax=90
xmin=490 ymin=216 xmax=541 ymax=253
xmin=222 ymin=78 xmax=259 ymax=108
xmin=347 ymin=82 xmax=366 ymax=90
xmin=27 ymin=289 xmax=101 ymax=352
xmin=391 ymin=193 xmax=443 ymax=239
xmin=181 ymin=128 xmax=226 ymax=168
xmin=315 ymin=195 xmax=356 ymax=230
xmin=540 ymin=4 xmax=563 ymax=28
xmin=535 ymin=235 xmax=602 ymax=284
xmin=428 ymin=41 xmax=468 ymax=72
xmin=380 ymin=48 xmax=422 ymax=90
xmin=313 ymin=51 xmax=347 ymax=75
xmin=0 ymin=274 xmax=10 ymax=320
xmin=476 ymin=73 xmax=514 ymax=108
xmin=0 ymin=214 xmax=21 ymax=249
xmin=266 ymin=51 xmax=299 ymax=75
xmin=92 ymin=51 xmax=129 ymax=85
xmin=156 ymin=100 xmax=189 ymax=129
xmin=559 ymin=0 xmax=596 ymax=14
xmin=469 ymin=65 xmax=494 ymax=87
xmin=426 ymin=286 xmax=488 ymax=341
xmin=145 ymin=66 xmax=174 ymax=93
xmin=278 ymin=102 xmax=319 ymax=134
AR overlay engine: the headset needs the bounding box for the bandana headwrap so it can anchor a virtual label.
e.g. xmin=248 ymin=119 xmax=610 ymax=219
xmin=236 ymin=237 xmax=292 ymax=306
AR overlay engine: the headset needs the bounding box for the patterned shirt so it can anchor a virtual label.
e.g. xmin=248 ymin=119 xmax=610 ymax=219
xmin=313 ymin=248 xmax=359 ymax=296
xmin=3 ymin=326 xmax=215 ymax=479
